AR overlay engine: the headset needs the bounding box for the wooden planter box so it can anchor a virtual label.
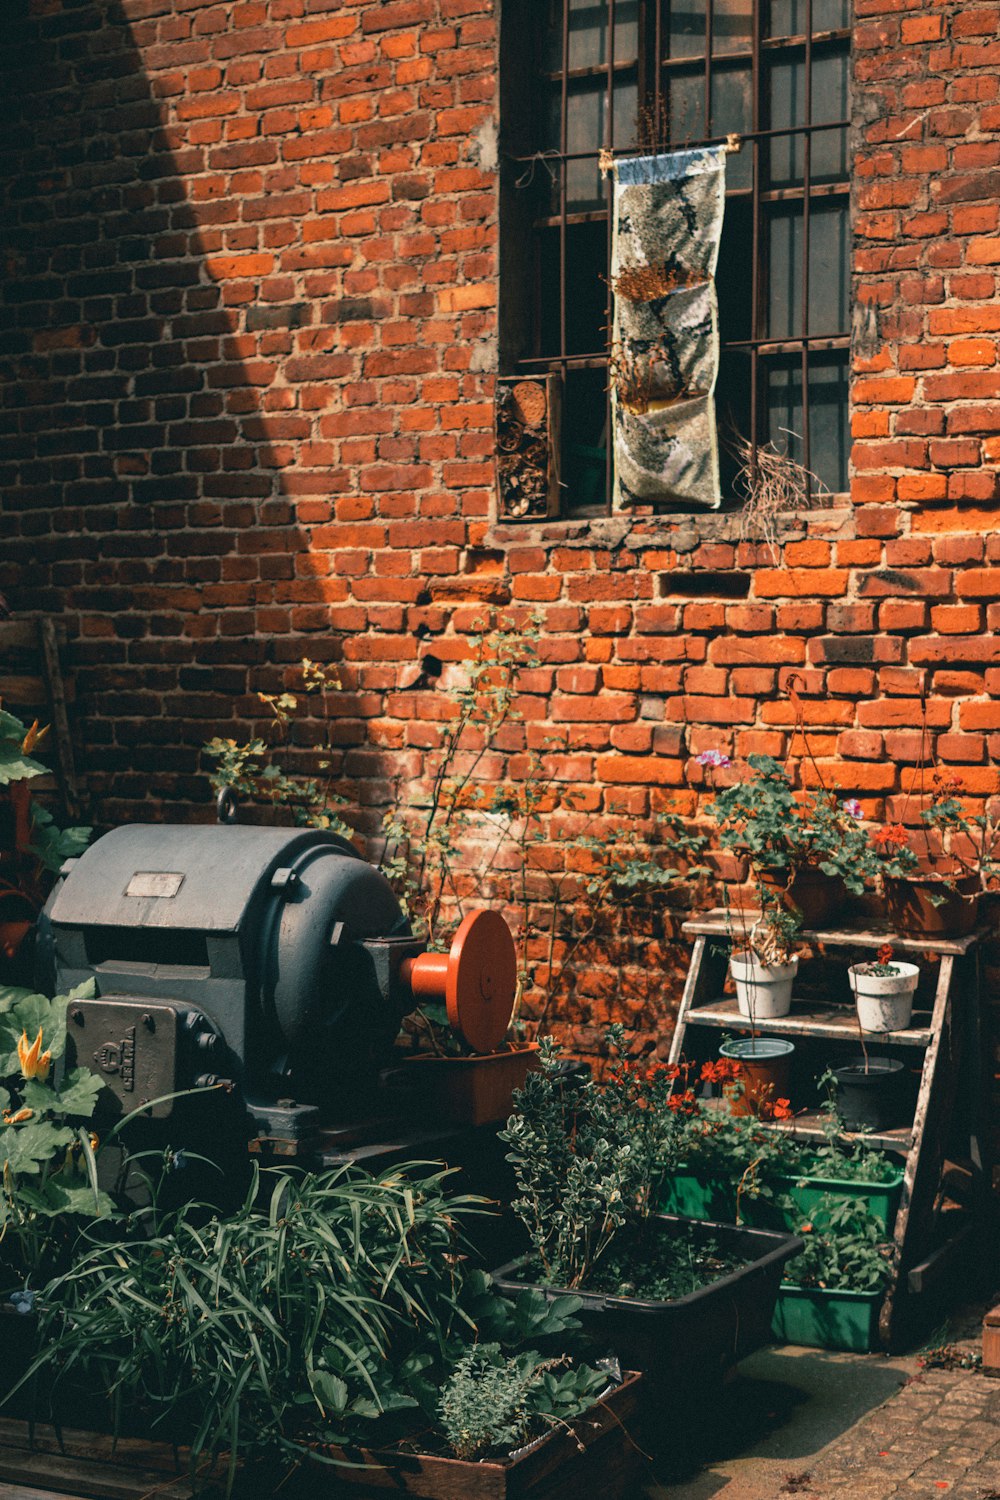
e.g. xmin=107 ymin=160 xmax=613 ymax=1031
xmin=0 ymin=1374 xmax=643 ymax=1500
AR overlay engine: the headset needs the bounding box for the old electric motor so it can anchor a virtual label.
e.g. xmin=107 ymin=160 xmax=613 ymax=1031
xmin=40 ymin=822 xmax=516 ymax=1146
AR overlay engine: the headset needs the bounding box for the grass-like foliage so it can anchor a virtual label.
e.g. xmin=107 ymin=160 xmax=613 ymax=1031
xmin=25 ymin=1163 xmax=484 ymax=1491
xmin=22 ymin=1161 xmax=608 ymax=1491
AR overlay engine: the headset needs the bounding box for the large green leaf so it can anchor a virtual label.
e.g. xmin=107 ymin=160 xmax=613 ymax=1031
xmin=0 ymin=1120 xmax=74 ymax=1175
xmin=23 ymin=1068 xmax=102 ymax=1119
xmin=18 ymin=1174 xmax=114 ymax=1220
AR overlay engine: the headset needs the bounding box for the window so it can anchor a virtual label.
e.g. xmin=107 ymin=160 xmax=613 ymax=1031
xmin=499 ymin=0 xmax=851 ymax=514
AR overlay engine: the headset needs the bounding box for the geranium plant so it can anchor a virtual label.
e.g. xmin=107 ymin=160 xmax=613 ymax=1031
xmin=705 ymin=753 xmax=874 ymax=896
xmin=918 ymin=771 xmax=1000 ymax=891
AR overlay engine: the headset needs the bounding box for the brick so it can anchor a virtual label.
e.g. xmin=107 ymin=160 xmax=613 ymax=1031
xmin=754 ymin=570 xmax=849 ymax=598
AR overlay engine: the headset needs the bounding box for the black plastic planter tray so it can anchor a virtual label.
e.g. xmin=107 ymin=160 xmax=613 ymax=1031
xmin=492 ymin=1214 xmax=803 ymax=1399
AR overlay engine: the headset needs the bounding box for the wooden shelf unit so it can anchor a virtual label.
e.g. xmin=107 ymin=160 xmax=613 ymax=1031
xmin=669 ymin=909 xmax=991 ymax=1348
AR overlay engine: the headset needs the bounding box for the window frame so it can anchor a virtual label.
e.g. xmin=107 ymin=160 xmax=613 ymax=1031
xmin=498 ymin=0 xmax=853 ymax=518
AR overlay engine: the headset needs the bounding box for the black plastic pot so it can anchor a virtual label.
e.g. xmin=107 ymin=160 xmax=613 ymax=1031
xmin=491 ymin=1215 xmax=803 ymax=1401
xmin=832 ymin=1057 xmax=907 ymax=1132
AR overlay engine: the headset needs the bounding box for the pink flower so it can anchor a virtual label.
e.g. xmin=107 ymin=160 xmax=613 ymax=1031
xmin=697 ymin=750 xmax=732 ymax=768
xmin=842 ymin=798 xmax=863 ymax=819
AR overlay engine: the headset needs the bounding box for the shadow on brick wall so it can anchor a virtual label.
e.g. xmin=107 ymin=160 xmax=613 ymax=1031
xmin=0 ymin=0 xmax=333 ymax=827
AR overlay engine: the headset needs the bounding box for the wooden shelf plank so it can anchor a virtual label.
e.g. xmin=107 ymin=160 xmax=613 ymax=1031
xmin=684 ymin=996 xmax=934 ymax=1047
xmin=682 ymin=908 xmax=983 ymax=956
xmin=762 ymin=1110 xmax=913 ymax=1154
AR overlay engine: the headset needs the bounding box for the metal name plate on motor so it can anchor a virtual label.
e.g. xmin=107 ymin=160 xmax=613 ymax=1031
xmin=125 ymin=872 xmax=185 ymax=899
xmin=68 ymin=999 xmax=181 ymax=1118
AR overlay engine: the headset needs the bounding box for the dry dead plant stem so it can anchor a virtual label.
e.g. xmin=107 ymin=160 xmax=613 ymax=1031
xmin=733 ymin=429 xmax=830 ymax=559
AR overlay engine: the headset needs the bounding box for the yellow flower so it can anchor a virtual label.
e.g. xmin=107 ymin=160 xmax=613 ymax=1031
xmin=20 ymin=719 xmax=49 ymax=755
xmin=17 ymin=1027 xmax=52 ymax=1081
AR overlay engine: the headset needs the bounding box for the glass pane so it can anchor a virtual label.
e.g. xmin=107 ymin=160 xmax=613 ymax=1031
xmin=767 ymin=199 xmax=848 ymax=339
xmin=562 ymin=366 xmax=610 ymax=509
xmin=540 ymin=78 xmax=637 ymax=214
xmin=711 ymin=62 xmax=752 ymax=152
xmin=542 ymin=0 xmax=639 ymax=70
xmin=768 ymin=205 xmax=799 ymax=341
xmin=668 ymin=2 xmax=705 ymax=59
xmin=765 ymin=352 xmax=849 ymax=494
xmin=769 ymin=47 xmax=847 ymax=184
xmin=536 ymin=223 xmax=610 ymax=358
xmin=717 ymin=199 xmax=754 ymax=345
xmin=769 ymin=0 xmax=849 ymax=37
xmin=714 ymin=0 xmax=753 ymax=54
xmin=666 ymin=71 xmax=705 ymax=144
xmin=808 ymin=199 xmax=849 ymax=334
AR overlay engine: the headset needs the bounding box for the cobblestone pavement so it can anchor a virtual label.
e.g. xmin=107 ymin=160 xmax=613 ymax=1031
xmin=803 ymin=1368 xmax=1000 ymax=1499
xmin=653 ymin=1296 xmax=999 ymax=1500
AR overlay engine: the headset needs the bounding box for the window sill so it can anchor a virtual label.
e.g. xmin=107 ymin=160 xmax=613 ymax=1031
xmin=485 ymin=500 xmax=854 ymax=553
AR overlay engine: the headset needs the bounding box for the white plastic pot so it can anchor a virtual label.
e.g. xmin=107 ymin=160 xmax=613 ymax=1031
xmin=730 ymin=952 xmax=798 ymax=1020
xmin=848 ymin=961 xmax=919 ymax=1032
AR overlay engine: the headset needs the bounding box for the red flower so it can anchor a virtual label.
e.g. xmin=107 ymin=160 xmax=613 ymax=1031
xmin=872 ymin=823 xmax=910 ymax=850
xmin=877 ymin=943 xmax=895 ymax=967
xmin=667 ymin=1089 xmax=698 ymax=1115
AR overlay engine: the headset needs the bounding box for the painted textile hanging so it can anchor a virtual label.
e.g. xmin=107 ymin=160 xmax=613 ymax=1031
xmin=611 ymin=145 xmax=728 ymax=510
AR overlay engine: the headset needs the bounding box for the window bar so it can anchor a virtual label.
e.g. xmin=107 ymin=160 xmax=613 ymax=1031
xmin=559 ymin=0 xmax=570 ymax=385
xmin=605 ymin=0 xmax=617 ymax=512
xmin=749 ymin=0 xmax=762 ymax=486
xmin=801 ymin=0 xmax=814 ymax=493
xmin=533 ymin=116 xmax=849 ymax=165
xmin=655 ymin=0 xmax=663 ymax=131
xmin=704 ymin=0 xmax=714 ymax=140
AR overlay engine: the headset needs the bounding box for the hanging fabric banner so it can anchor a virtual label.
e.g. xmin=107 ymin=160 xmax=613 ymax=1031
xmin=610 ymin=145 xmax=728 ymax=510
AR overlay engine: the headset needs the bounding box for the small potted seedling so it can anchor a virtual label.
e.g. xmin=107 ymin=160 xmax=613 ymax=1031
xmin=848 ymin=944 xmax=918 ymax=1034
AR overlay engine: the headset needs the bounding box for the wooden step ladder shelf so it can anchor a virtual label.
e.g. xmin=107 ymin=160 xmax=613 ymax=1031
xmin=669 ymin=908 xmax=991 ymax=1350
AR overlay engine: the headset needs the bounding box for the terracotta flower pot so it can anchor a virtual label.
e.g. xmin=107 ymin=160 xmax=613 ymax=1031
xmin=883 ymin=874 xmax=980 ymax=938
xmin=395 ymin=1044 xmax=540 ymax=1127
xmin=759 ymin=866 xmax=846 ymax=929
xmin=719 ymin=1037 xmax=794 ymax=1118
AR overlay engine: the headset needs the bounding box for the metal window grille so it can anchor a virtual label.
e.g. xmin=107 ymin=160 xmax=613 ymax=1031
xmin=500 ymin=0 xmax=851 ymax=515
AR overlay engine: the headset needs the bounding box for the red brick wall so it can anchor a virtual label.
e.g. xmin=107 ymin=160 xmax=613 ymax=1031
xmin=1 ymin=0 xmax=998 ymax=1053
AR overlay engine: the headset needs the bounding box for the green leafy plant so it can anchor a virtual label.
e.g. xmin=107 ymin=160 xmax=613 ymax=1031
xmin=0 ymin=707 xmax=91 ymax=979
xmin=205 ymin=659 xmax=354 ymax=839
xmin=659 ymin=1072 xmax=900 ymax=1225
xmin=706 ymin=753 xmax=874 ymax=897
xmin=725 ymin=892 xmax=801 ymax=968
xmin=384 ymin=614 xmax=709 ymax=1041
xmin=25 ymin=1160 xmax=612 ymax=1491
xmin=917 ymin=770 xmax=1000 ymax=892
xmin=438 ymin=1343 xmax=606 ymax=1461
xmin=782 ymin=1194 xmax=894 ymax=1294
xmin=499 ymin=1027 xmax=688 ymax=1290
xmin=0 ymin=980 xmax=112 ymax=1287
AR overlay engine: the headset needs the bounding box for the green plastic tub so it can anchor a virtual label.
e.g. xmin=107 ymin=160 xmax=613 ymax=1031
xmin=659 ymin=1164 xmax=904 ymax=1236
xmin=772 ymin=1283 xmax=883 ymax=1352
xmin=773 ymin=1168 xmax=904 ymax=1236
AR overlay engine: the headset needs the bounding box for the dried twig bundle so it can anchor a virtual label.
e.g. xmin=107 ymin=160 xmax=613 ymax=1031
xmin=732 ymin=429 xmax=831 ymax=557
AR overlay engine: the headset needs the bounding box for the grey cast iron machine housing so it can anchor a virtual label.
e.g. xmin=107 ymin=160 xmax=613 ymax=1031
xmin=38 ymin=822 xmax=517 ymax=1156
